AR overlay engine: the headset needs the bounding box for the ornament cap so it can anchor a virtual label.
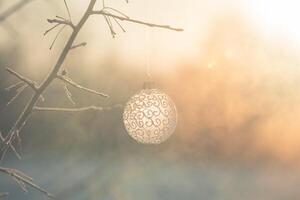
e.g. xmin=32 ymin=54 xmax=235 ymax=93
xmin=143 ymin=81 xmax=155 ymax=89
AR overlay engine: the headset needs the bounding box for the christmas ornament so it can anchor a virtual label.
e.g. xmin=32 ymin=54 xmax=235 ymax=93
xmin=123 ymin=82 xmax=177 ymax=144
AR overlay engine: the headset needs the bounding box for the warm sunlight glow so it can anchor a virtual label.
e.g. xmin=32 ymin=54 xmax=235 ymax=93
xmin=3 ymin=1 xmax=300 ymax=199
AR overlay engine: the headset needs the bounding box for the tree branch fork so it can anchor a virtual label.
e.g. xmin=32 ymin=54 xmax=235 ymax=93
xmin=45 ymin=4 xmax=183 ymax=40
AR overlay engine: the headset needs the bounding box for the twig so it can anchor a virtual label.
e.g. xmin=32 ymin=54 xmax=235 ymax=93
xmin=56 ymin=15 xmax=67 ymax=21
xmin=70 ymin=42 xmax=87 ymax=50
xmin=49 ymin=24 xmax=67 ymax=50
xmin=33 ymin=104 xmax=123 ymax=112
xmin=0 ymin=167 xmax=54 ymax=198
xmin=91 ymin=10 xmax=184 ymax=31
xmin=6 ymin=68 xmax=37 ymax=91
xmin=47 ymin=18 xmax=74 ymax=29
xmin=5 ymin=81 xmax=25 ymax=91
xmin=6 ymin=85 xmax=28 ymax=106
xmin=63 ymin=83 xmax=76 ymax=105
xmin=104 ymin=15 xmax=116 ymax=38
xmin=63 ymin=0 xmax=72 ymax=22
xmin=112 ymin=17 xmax=126 ymax=32
xmin=0 ymin=131 xmax=21 ymax=160
xmin=44 ymin=23 xmax=61 ymax=36
xmin=103 ymin=7 xmax=129 ymax=19
xmin=57 ymin=75 xmax=109 ymax=98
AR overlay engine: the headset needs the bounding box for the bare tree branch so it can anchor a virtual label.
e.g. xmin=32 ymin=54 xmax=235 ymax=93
xmin=0 ymin=167 xmax=54 ymax=198
xmin=63 ymin=83 xmax=76 ymax=105
xmin=33 ymin=104 xmax=123 ymax=112
xmin=63 ymin=0 xmax=72 ymax=22
xmin=103 ymin=15 xmax=116 ymax=38
xmin=5 ymin=81 xmax=25 ymax=91
xmin=44 ymin=23 xmax=61 ymax=36
xmin=6 ymin=68 xmax=37 ymax=91
xmin=70 ymin=42 xmax=87 ymax=50
xmin=103 ymin=7 xmax=129 ymax=19
xmin=6 ymin=85 xmax=28 ymax=106
xmin=112 ymin=17 xmax=126 ymax=32
xmin=92 ymin=10 xmax=184 ymax=32
xmin=49 ymin=24 xmax=67 ymax=50
xmin=57 ymin=75 xmax=109 ymax=98
xmin=47 ymin=18 xmax=75 ymax=29
xmin=55 ymin=15 xmax=67 ymax=21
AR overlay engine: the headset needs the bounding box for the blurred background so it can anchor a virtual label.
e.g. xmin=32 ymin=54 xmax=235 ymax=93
xmin=1 ymin=0 xmax=300 ymax=199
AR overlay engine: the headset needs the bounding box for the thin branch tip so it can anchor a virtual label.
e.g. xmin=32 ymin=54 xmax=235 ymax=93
xmin=0 ymin=130 xmax=22 ymax=160
xmin=91 ymin=10 xmax=183 ymax=32
xmin=33 ymin=104 xmax=123 ymax=113
xmin=0 ymin=167 xmax=54 ymax=198
xmin=47 ymin=18 xmax=74 ymax=29
xmin=57 ymin=75 xmax=109 ymax=98
xmin=70 ymin=42 xmax=87 ymax=50
xmin=6 ymin=67 xmax=37 ymax=91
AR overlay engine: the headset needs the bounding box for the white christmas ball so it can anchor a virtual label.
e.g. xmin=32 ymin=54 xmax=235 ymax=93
xmin=123 ymin=88 xmax=177 ymax=144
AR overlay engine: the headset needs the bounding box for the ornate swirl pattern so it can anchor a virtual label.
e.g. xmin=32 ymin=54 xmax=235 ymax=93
xmin=123 ymin=89 xmax=177 ymax=144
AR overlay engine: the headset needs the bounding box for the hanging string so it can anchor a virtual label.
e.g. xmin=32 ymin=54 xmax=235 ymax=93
xmin=145 ymin=27 xmax=151 ymax=79
xmin=144 ymin=0 xmax=152 ymax=80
